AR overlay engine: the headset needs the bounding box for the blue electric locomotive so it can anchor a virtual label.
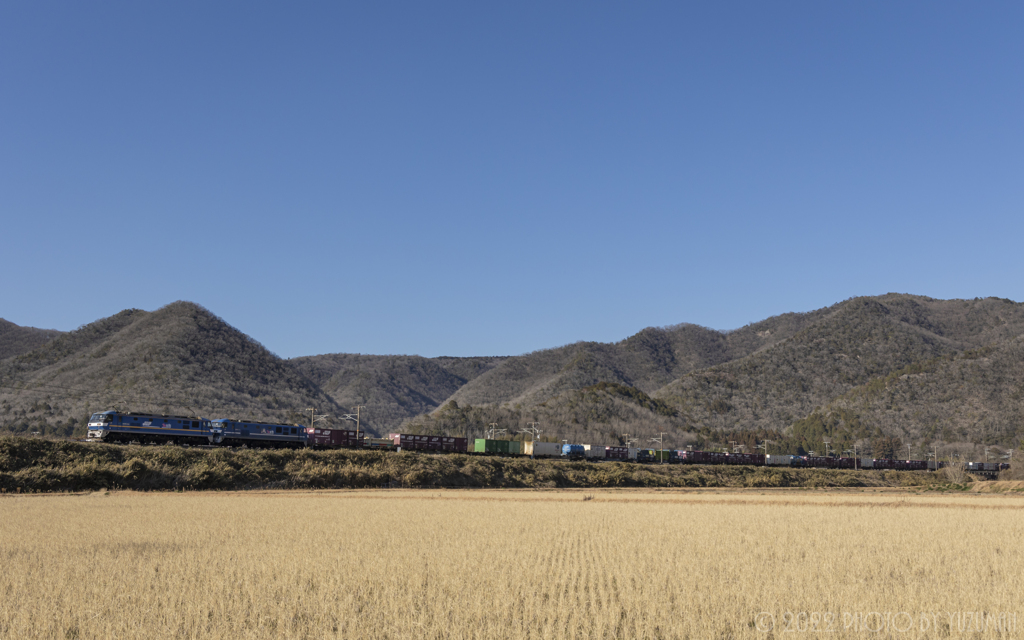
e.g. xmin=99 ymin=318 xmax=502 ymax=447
xmin=87 ymin=410 xmax=217 ymax=445
xmin=210 ymin=418 xmax=307 ymax=448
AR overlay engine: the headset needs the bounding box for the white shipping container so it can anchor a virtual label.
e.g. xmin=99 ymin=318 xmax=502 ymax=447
xmin=523 ymin=441 xmax=562 ymax=458
xmin=859 ymin=458 xmax=875 ymax=469
xmin=583 ymin=444 xmax=606 ymax=459
xmin=765 ymin=455 xmax=795 ymax=466
xmin=627 ymin=448 xmax=639 ymax=460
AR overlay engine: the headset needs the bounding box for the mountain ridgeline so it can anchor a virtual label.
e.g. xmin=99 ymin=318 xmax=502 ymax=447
xmin=0 ymin=319 xmax=62 ymax=360
xmin=2 ymin=295 xmax=1023 ymax=459
xmin=0 ymin=303 xmax=341 ymax=436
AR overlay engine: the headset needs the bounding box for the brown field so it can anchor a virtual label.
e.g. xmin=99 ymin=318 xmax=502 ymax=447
xmin=1 ymin=488 xmax=1022 ymax=639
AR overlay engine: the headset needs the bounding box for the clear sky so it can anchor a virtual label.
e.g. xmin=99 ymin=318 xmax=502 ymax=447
xmin=2 ymin=2 xmax=1022 ymax=358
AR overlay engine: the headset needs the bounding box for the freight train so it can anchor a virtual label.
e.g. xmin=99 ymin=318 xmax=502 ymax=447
xmin=86 ymin=410 xmax=1008 ymax=474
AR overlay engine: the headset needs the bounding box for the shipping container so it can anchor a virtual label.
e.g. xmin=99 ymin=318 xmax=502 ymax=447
xmin=561 ymin=444 xmax=586 ymax=460
xmin=765 ymin=455 xmax=796 ymax=466
xmin=438 ymin=436 xmax=468 ymax=452
xmin=508 ymin=441 xmax=521 ymax=455
xmin=583 ymin=445 xmax=606 ymax=460
xmin=391 ymin=434 xmax=447 ymax=451
xmin=306 ymin=428 xmax=360 ymax=449
xmin=522 ymin=441 xmax=562 ymax=458
xmin=475 ymin=439 xmax=511 ymax=455
xmin=859 ymin=458 xmax=875 ymax=469
xmin=635 ymin=449 xmax=657 ymax=463
xmin=627 ymin=448 xmax=639 ymax=460
xmin=967 ymin=461 xmax=999 ymax=473
xmin=728 ymin=453 xmax=764 ymax=466
xmin=365 ymin=437 xmax=394 ymax=449
xmin=605 ymin=446 xmax=629 ymax=460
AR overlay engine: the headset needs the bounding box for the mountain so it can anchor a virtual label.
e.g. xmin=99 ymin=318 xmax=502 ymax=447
xmin=287 ymin=353 xmax=506 ymax=434
xmin=653 ymin=294 xmax=1024 ymax=434
xmin=791 ymin=335 xmax=1024 ymax=452
xmin=400 ymin=294 xmax=1024 ymax=453
xmin=0 ymin=319 xmax=62 ymax=360
xmin=0 ymin=302 xmax=340 ymax=436
xmin=439 ymin=308 xmax=839 ymax=410
xmin=4 ymin=294 xmax=1023 ymax=454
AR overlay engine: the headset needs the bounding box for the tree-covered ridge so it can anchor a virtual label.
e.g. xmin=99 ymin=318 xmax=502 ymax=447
xmin=0 ymin=302 xmax=341 ymax=437
xmin=797 ymin=336 xmax=1024 ymax=451
xmin=399 ymin=294 xmax=1024 ymax=457
xmin=287 ymin=353 xmax=507 ymax=433
xmin=3 ymin=294 xmax=1023 ymax=457
xmin=0 ymin=319 xmax=63 ymax=361
xmin=652 ymin=295 xmax=1024 ymax=433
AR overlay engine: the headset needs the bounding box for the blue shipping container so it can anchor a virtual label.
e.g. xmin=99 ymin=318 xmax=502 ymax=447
xmin=561 ymin=444 xmax=586 ymax=460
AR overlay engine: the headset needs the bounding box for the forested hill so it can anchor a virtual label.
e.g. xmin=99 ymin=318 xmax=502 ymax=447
xmin=439 ymin=306 xmax=841 ymax=411
xmin=0 ymin=302 xmax=340 ymax=436
xmin=287 ymin=353 xmax=506 ymax=434
xmin=0 ymin=319 xmax=62 ymax=360
xmin=653 ymin=295 xmax=1024 ymax=432
xmin=4 ymin=294 xmax=1024 ymax=455
xmin=404 ymin=295 xmax=1024 ymax=456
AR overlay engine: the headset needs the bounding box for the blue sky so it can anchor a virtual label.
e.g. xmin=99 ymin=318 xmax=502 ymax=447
xmin=2 ymin=2 xmax=1022 ymax=358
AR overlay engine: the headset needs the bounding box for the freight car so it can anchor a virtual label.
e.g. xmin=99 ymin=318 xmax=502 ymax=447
xmin=85 ymin=409 xmax=1006 ymax=477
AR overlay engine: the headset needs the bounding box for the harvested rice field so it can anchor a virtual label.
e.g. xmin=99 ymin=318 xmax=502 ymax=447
xmin=1 ymin=488 xmax=1021 ymax=639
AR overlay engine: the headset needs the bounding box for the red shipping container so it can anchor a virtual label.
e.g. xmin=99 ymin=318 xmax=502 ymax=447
xmin=307 ymin=428 xmax=360 ymax=449
xmin=392 ymin=433 xmax=460 ymax=452
xmin=606 ymin=447 xmax=629 ymax=460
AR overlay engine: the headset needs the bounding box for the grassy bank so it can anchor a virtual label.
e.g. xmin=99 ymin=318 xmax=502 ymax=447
xmin=0 ymin=436 xmax=946 ymax=493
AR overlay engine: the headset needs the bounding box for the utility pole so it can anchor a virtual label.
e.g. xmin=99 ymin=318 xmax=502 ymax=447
xmin=823 ymin=438 xmax=832 ymax=458
xmin=907 ymin=443 xmax=912 ymax=460
xmin=650 ymin=432 xmax=668 ymax=463
xmin=307 ymin=407 xmax=330 ymax=433
xmin=518 ymin=422 xmax=542 ymax=455
xmin=341 ymin=406 xmax=365 ymax=441
xmin=756 ymin=439 xmax=773 ymax=465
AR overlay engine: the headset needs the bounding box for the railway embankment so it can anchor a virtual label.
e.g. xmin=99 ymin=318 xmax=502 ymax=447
xmin=0 ymin=436 xmax=967 ymax=493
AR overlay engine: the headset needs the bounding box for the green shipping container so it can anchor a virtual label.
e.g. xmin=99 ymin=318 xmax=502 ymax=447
xmin=508 ymin=441 xmax=521 ymax=455
xmin=476 ymin=439 xmax=511 ymax=454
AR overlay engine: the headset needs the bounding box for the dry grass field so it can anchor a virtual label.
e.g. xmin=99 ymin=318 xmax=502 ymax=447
xmin=1 ymin=489 xmax=1022 ymax=639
